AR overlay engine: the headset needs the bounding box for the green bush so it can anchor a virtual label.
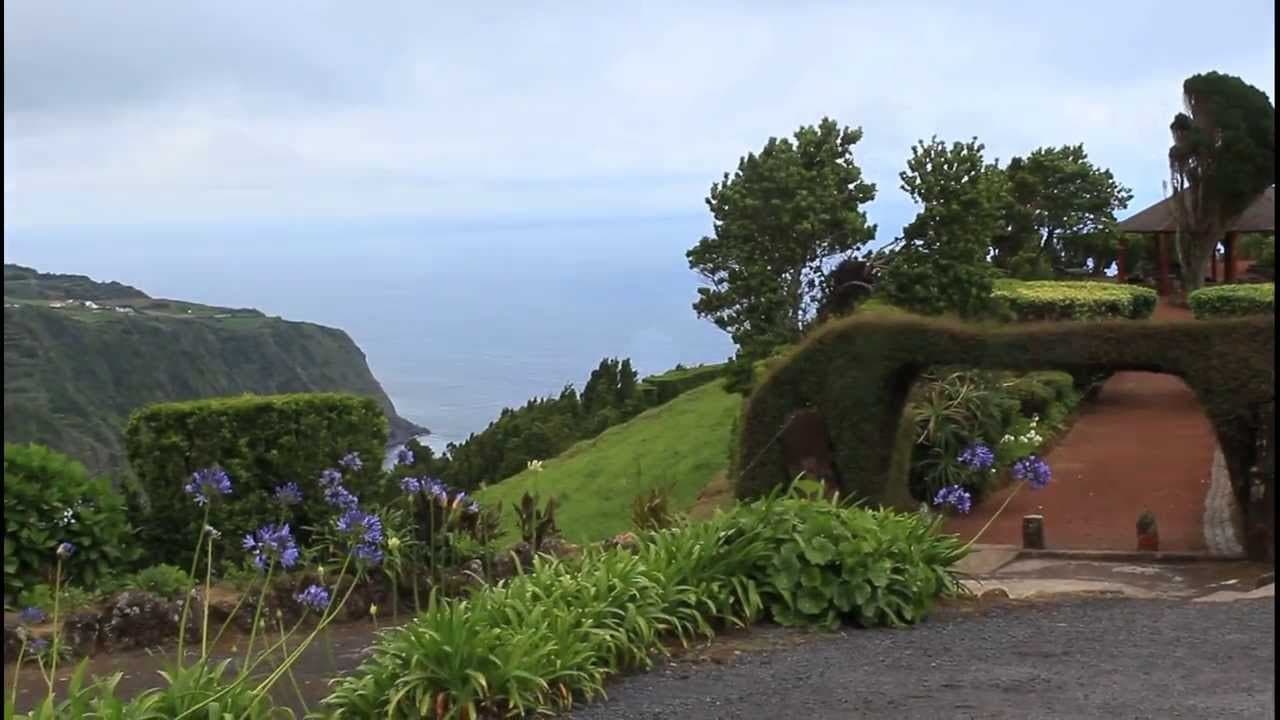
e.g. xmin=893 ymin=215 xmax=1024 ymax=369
xmin=323 ymin=491 xmax=965 ymax=717
xmin=16 ymin=582 xmax=98 ymax=615
xmin=4 ymin=443 xmax=137 ymax=601
xmin=128 ymin=563 xmax=194 ymax=600
xmin=1188 ymin=283 xmax=1275 ymax=318
xmin=905 ymin=370 xmax=1012 ymax=502
xmin=734 ymin=313 xmax=1275 ymax=543
xmin=991 ymin=279 xmax=1157 ymax=321
xmin=124 ymin=392 xmax=389 ymax=567
xmin=642 ymin=363 xmax=727 ymax=405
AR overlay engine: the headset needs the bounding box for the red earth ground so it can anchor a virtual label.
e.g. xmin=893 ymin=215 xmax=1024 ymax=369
xmin=943 ymin=302 xmax=1219 ymax=552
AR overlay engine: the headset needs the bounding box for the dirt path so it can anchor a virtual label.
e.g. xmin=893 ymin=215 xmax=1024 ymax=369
xmin=944 ymin=310 xmax=1219 ymax=552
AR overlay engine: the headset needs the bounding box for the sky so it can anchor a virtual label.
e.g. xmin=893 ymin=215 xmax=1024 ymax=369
xmin=4 ymin=1 xmax=1276 ymax=251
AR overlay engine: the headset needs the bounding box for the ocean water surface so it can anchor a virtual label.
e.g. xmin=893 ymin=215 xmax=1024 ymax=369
xmin=4 ymin=215 xmax=736 ymax=453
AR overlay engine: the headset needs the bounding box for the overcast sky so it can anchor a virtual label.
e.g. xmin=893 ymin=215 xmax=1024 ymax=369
xmin=4 ymin=1 xmax=1275 ymax=238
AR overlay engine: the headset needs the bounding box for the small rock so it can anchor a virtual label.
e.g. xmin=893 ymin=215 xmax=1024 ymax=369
xmin=60 ymin=611 xmax=102 ymax=656
xmin=100 ymin=590 xmax=193 ymax=652
xmin=1256 ymin=572 xmax=1275 ymax=589
xmin=980 ymin=588 xmax=1011 ymax=602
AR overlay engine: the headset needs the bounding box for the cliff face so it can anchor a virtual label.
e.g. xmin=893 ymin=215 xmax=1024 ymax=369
xmin=3 ymin=264 xmax=426 ymax=477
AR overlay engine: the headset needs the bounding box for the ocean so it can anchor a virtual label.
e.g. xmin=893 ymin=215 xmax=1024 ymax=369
xmin=3 ymin=215 xmax=736 ymax=454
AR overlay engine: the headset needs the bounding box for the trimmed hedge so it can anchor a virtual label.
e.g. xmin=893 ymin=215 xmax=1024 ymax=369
xmin=992 ymin=280 xmax=1158 ymax=321
xmin=641 ymin=363 xmax=727 ymax=405
xmin=732 ymin=313 xmax=1275 ymax=557
xmin=1188 ymin=283 xmax=1275 ymax=319
xmin=124 ymin=392 xmax=390 ymax=567
xmin=1003 ymin=370 xmax=1077 ymax=417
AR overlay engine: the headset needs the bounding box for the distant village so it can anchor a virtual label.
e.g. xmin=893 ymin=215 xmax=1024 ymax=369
xmin=3 ymin=298 xmax=239 ymax=319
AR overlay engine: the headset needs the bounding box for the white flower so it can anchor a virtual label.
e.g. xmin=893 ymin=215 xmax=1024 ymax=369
xmin=527 ymin=459 xmax=545 ymax=472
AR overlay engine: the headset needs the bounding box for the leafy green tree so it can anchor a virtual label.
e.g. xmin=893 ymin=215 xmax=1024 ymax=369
xmin=687 ymin=118 xmax=877 ymax=355
xmin=993 ymin=145 xmax=1133 ymax=276
xmin=878 ymin=137 xmax=1007 ymax=318
xmin=1168 ymin=71 xmax=1275 ymax=292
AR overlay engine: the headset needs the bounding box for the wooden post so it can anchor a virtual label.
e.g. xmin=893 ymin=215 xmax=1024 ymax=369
xmin=1156 ymin=232 xmax=1173 ymax=296
xmin=1210 ymin=246 xmax=1219 ymax=282
xmin=1224 ymin=231 xmax=1239 ymax=282
xmin=1022 ymin=515 xmax=1045 ymax=549
xmin=1115 ymin=238 xmax=1127 ymax=282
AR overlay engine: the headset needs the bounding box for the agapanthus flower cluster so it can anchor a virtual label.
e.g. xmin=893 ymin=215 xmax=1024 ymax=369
xmin=18 ymin=607 xmax=47 ymax=625
xmin=336 ymin=508 xmax=384 ymax=565
xmin=339 ymin=452 xmax=363 ymax=471
xmin=399 ymin=476 xmax=422 ymax=494
xmin=395 ymin=447 xmax=415 ymax=466
xmin=273 ymin=482 xmax=303 ymax=507
xmin=184 ymin=467 xmax=233 ymax=506
xmin=27 ymin=638 xmax=50 ymax=655
xmin=294 ymin=583 xmax=331 ymax=612
xmin=932 ymin=484 xmax=973 ymax=515
xmin=243 ymin=523 xmax=300 ymax=570
xmin=56 ymin=542 xmax=76 ymax=559
xmin=958 ymin=442 xmax=996 ymax=472
xmin=318 ymin=466 xmax=360 ymax=511
xmin=1012 ymin=454 xmax=1053 ymax=489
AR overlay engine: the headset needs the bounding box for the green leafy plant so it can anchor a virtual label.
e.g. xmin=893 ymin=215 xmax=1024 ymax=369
xmin=1137 ymin=510 xmax=1158 ymax=534
xmin=514 ymin=492 xmax=559 ymax=552
xmin=16 ymin=583 xmax=96 ymax=616
xmin=906 ymin=370 xmax=1011 ymax=501
xmin=127 ymin=564 xmax=194 ymax=601
xmin=1188 ymin=283 xmax=1274 ymax=318
xmin=4 ymin=443 xmax=137 ymax=601
xmin=991 ymin=279 xmax=1158 ymax=321
xmin=630 ymin=485 xmax=680 ymax=532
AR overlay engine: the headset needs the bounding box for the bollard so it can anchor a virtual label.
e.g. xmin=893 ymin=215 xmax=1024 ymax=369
xmin=1022 ymin=514 xmax=1045 ymax=549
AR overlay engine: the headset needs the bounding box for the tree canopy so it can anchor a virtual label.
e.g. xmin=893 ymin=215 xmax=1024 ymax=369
xmin=1168 ymin=71 xmax=1275 ymax=291
xmin=994 ymin=144 xmax=1133 ymax=277
xmin=687 ymin=117 xmax=877 ymax=356
xmin=878 ymin=137 xmax=1007 ymax=318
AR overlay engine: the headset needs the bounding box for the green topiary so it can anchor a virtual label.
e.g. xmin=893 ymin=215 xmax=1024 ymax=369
xmin=124 ymin=392 xmax=389 ymax=568
xmin=991 ymin=280 xmax=1158 ymax=321
xmin=128 ymin=563 xmax=195 ymax=600
xmin=4 ymin=443 xmax=137 ymax=601
xmin=732 ymin=313 xmax=1274 ymax=558
xmin=1188 ymin=283 xmax=1274 ymax=319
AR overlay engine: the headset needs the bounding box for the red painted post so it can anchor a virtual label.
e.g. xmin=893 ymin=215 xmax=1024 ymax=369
xmin=1156 ymin=232 xmax=1172 ymax=296
xmin=1116 ymin=238 xmax=1127 ymax=282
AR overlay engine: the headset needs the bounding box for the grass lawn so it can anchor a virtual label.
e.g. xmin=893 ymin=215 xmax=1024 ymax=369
xmin=475 ymin=380 xmax=744 ymax=543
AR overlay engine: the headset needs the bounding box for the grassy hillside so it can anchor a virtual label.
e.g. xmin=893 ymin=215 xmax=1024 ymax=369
xmin=476 ymin=380 xmax=743 ymax=543
xmin=4 ymin=264 xmax=425 ymax=477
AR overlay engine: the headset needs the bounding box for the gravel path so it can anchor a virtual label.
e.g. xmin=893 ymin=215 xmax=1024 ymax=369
xmin=567 ymin=597 xmax=1275 ymax=720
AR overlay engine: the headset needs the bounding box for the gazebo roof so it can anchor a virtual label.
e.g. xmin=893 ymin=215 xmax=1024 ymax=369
xmin=1117 ymin=186 xmax=1275 ymax=234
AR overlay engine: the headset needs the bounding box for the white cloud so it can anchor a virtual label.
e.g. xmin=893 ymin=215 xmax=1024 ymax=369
xmin=4 ymin=1 xmax=1274 ymax=231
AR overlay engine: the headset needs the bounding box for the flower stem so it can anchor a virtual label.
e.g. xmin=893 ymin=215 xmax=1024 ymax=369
xmin=241 ymin=561 xmax=276 ymax=675
xmin=963 ymin=480 xmax=1026 ymax=550
xmin=201 ymin=533 xmax=214 ymax=657
xmin=46 ymin=557 xmax=62 ymax=697
xmin=176 ymin=506 xmax=211 ymax=663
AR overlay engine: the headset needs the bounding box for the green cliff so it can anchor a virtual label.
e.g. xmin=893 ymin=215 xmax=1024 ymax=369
xmin=3 ymin=264 xmax=426 ymax=477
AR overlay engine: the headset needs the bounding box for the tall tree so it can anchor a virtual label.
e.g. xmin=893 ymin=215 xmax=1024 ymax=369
xmin=687 ymin=118 xmax=877 ymax=355
xmin=994 ymin=144 xmax=1133 ymax=276
xmin=878 ymin=137 xmax=1008 ymax=318
xmin=1168 ymin=71 xmax=1275 ymax=292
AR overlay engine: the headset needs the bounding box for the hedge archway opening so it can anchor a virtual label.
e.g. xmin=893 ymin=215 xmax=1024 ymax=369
xmin=733 ymin=314 xmax=1274 ymax=558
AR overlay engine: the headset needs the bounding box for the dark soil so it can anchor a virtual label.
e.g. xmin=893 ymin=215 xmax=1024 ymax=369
xmin=567 ymin=597 xmax=1275 ymax=720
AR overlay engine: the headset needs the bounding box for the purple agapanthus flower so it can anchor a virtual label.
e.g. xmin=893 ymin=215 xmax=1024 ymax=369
xmin=353 ymin=543 xmax=384 ymax=565
xmin=336 ymin=509 xmax=384 ymax=546
xmin=958 ymin=442 xmax=996 ymax=472
xmin=318 ymin=468 xmax=343 ymax=489
xmin=28 ymin=638 xmax=50 ymax=655
xmin=400 ymin=476 xmax=422 ymax=494
xmin=273 ymin=482 xmax=303 ymax=507
xmin=18 ymin=607 xmax=47 ymax=625
xmin=184 ymin=467 xmax=233 ymax=506
xmin=425 ymin=480 xmax=448 ymax=504
xmin=932 ymin=485 xmax=973 ymax=515
xmin=243 ymin=523 xmax=300 ymax=570
xmin=339 ymin=452 xmax=363 ymax=471
xmin=323 ymin=484 xmax=360 ymax=511
xmin=395 ymin=447 xmax=415 ymax=466
xmin=1012 ymin=455 xmax=1053 ymax=490
xmin=56 ymin=542 xmax=76 ymax=559
xmin=294 ymin=584 xmax=331 ymax=612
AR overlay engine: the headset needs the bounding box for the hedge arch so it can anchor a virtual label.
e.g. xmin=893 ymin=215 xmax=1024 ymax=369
xmin=733 ymin=313 xmax=1274 ymax=555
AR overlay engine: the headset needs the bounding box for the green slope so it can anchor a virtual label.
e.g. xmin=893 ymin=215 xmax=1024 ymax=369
xmin=475 ymin=380 xmax=743 ymax=543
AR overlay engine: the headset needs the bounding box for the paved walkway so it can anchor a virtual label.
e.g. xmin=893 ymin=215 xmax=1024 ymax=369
xmin=943 ymin=304 xmax=1238 ymax=552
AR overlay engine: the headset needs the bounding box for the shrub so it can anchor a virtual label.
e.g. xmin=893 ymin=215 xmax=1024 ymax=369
xmin=904 ymin=370 xmax=1011 ymax=502
xmin=991 ymin=280 xmax=1158 ymax=321
xmin=124 ymin=392 xmax=389 ymax=567
xmin=322 ymin=490 xmax=964 ymax=717
xmin=4 ymin=443 xmax=136 ymax=600
xmin=642 ymin=363 xmax=727 ymax=405
xmin=1188 ymin=283 xmax=1275 ymax=318
xmin=733 ymin=312 xmax=1274 ymax=553
xmin=16 ymin=582 xmax=97 ymax=615
xmin=128 ymin=564 xmax=194 ymax=600
xmin=631 ymin=485 xmax=680 ymax=531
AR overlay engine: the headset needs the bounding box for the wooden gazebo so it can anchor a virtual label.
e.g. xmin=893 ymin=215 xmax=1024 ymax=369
xmin=1115 ymin=186 xmax=1275 ymax=295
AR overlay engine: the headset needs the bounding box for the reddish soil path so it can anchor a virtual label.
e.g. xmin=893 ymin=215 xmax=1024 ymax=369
xmin=943 ymin=303 xmax=1217 ymax=551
